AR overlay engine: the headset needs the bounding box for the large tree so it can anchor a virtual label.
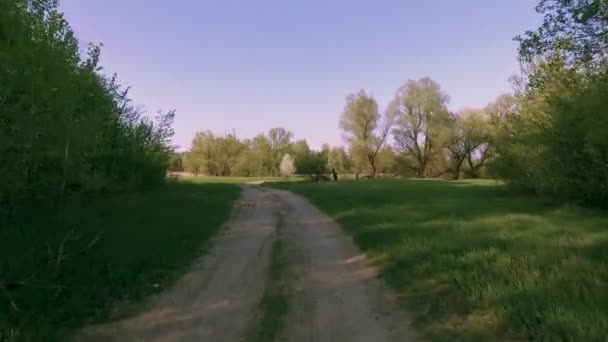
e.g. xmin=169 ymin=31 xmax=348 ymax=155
xmin=339 ymin=90 xmax=394 ymax=178
xmin=266 ymin=127 xmax=293 ymax=176
xmin=447 ymin=109 xmax=494 ymax=180
xmin=390 ymin=78 xmax=452 ymax=177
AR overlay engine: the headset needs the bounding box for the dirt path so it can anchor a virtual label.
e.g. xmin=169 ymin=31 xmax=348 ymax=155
xmin=75 ymin=186 xmax=280 ymax=341
xmin=269 ymin=188 xmax=416 ymax=342
xmin=75 ymin=186 xmax=415 ymax=341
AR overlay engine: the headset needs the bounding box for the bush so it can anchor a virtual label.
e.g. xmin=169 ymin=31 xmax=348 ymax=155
xmin=295 ymin=151 xmax=329 ymax=182
xmin=491 ymin=59 xmax=608 ymax=207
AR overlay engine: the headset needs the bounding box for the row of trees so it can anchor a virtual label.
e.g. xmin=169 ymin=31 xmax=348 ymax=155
xmin=180 ymin=79 xmax=505 ymax=182
xmin=1 ymin=0 xmax=176 ymax=216
xmin=339 ymin=79 xmax=508 ymax=180
xmin=179 ymin=127 xmax=395 ymax=178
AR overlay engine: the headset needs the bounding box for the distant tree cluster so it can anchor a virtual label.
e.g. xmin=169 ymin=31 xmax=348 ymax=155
xmin=180 ymin=128 xmax=381 ymax=180
xmin=339 ymin=79 xmax=499 ymax=180
xmin=1 ymin=0 xmax=176 ymax=216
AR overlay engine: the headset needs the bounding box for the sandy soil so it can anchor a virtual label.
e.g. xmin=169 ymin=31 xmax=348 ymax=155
xmin=269 ymin=188 xmax=416 ymax=342
xmin=75 ymin=186 xmax=416 ymax=341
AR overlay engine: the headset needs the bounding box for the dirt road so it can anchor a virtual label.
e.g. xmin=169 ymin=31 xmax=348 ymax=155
xmin=76 ymin=186 xmax=280 ymax=341
xmin=76 ymin=186 xmax=415 ymax=341
xmin=273 ymin=188 xmax=415 ymax=342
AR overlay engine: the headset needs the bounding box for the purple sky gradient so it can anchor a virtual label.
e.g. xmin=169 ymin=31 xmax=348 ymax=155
xmin=59 ymin=0 xmax=540 ymax=150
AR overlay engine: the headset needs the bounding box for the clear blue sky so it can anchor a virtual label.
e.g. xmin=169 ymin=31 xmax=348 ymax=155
xmin=60 ymin=0 xmax=540 ymax=150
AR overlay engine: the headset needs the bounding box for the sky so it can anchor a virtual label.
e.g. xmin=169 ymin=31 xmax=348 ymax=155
xmin=59 ymin=0 xmax=540 ymax=150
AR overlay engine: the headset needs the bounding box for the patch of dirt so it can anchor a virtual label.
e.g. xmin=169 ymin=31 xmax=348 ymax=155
xmin=74 ymin=186 xmax=280 ymax=341
xmin=269 ymin=188 xmax=417 ymax=342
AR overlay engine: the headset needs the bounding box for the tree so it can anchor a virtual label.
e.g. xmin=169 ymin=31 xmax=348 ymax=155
xmin=327 ymin=147 xmax=352 ymax=174
xmin=376 ymin=147 xmax=397 ymax=175
xmin=268 ymin=127 xmax=294 ymax=176
xmin=168 ymin=152 xmax=184 ymax=172
xmin=390 ymin=78 xmax=452 ymax=177
xmin=1 ymin=0 xmax=175 ymax=213
xmin=295 ymin=150 xmax=329 ymax=182
xmin=516 ymin=0 xmax=608 ymax=67
xmin=249 ymin=133 xmax=274 ymax=176
xmin=339 ymin=90 xmax=394 ymax=178
xmin=491 ymin=58 xmax=608 ymax=206
xmin=447 ymin=109 xmax=494 ymax=180
xmin=184 ymin=132 xmax=245 ymax=176
xmin=279 ymin=153 xmax=296 ymax=177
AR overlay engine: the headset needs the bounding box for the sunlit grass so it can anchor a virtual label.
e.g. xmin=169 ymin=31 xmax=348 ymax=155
xmin=174 ymin=174 xmax=304 ymax=184
xmin=272 ymin=179 xmax=608 ymax=341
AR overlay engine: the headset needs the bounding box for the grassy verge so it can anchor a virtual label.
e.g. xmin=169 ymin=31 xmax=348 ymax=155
xmin=173 ymin=174 xmax=304 ymax=184
xmin=0 ymin=181 xmax=240 ymax=341
xmin=272 ymin=179 xmax=608 ymax=341
xmin=250 ymin=210 xmax=290 ymax=342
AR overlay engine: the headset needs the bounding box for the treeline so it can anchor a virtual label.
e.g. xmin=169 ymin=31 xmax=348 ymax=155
xmin=1 ymin=0 xmax=175 ymax=216
xmin=178 ymin=128 xmax=395 ymax=178
xmin=180 ymin=79 xmax=504 ymax=181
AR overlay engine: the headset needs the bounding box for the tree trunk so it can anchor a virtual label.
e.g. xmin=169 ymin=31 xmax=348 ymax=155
xmin=368 ymin=155 xmax=377 ymax=179
xmin=453 ymin=158 xmax=463 ymax=180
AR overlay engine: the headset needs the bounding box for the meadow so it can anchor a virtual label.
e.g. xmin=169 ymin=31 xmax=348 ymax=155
xmin=0 ymin=181 xmax=240 ymax=341
xmin=272 ymin=179 xmax=608 ymax=341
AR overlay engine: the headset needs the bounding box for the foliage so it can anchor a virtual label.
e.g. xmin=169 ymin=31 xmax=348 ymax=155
xmin=491 ymin=58 xmax=608 ymax=206
xmin=447 ymin=109 xmax=494 ymax=179
xmin=339 ymin=90 xmax=394 ymax=177
xmin=492 ymin=0 xmax=608 ymax=207
xmin=183 ymin=128 xmax=297 ymax=177
xmin=183 ymin=132 xmax=245 ymax=176
xmin=295 ymin=150 xmax=329 ymax=182
xmin=327 ymin=147 xmax=352 ymax=174
xmin=516 ymin=0 xmax=608 ymax=67
xmin=273 ymin=179 xmax=608 ymax=341
xmin=279 ymin=153 xmax=296 ymax=177
xmin=390 ymin=78 xmax=453 ymax=177
xmin=0 ymin=0 xmax=175 ymax=216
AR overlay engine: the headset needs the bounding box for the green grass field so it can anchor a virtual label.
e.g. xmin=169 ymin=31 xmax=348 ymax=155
xmin=0 ymin=181 xmax=240 ymax=341
xmin=272 ymin=179 xmax=608 ymax=341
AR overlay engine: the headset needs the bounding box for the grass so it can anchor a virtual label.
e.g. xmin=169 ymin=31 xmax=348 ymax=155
xmin=250 ymin=210 xmax=290 ymax=342
xmin=173 ymin=174 xmax=304 ymax=184
xmin=272 ymin=179 xmax=608 ymax=341
xmin=0 ymin=181 xmax=240 ymax=341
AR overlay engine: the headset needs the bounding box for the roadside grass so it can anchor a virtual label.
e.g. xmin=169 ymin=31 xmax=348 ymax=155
xmin=272 ymin=179 xmax=608 ymax=341
xmin=174 ymin=174 xmax=304 ymax=184
xmin=250 ymin=210 xmax=290 ymax=342
xmin=0 ymin=181 xmax=240 ymax=341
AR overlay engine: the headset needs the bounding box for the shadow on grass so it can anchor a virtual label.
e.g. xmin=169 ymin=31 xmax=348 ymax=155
xmin=0 ymin=181 xmax=240 ymax=341
xmin=271 ymin=179 xmax=608 ymax=341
